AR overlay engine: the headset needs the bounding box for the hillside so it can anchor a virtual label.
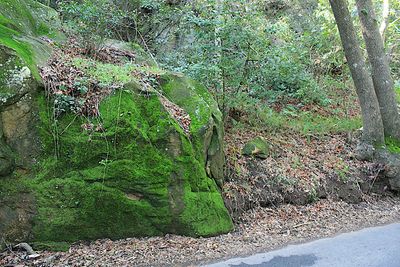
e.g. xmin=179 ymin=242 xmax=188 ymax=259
xmin=1 ymin=0 xmax=400 ymax=266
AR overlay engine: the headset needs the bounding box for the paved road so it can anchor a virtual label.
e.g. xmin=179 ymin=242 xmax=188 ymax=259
xmin=204 ymin=223 xmax=400 ymax=267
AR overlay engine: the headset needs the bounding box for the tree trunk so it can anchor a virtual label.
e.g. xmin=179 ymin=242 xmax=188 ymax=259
xmin=357 ymin=0 xmax=400 ymax=140
xmin=329 ymin=0 xmax=384 ymax=146
xmin=379 ymin=0 xmax=390 ymax=40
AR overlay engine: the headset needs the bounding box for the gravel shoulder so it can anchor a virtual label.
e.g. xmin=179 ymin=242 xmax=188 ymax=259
xmin=2 ymin=195 xmax=399 ymax=267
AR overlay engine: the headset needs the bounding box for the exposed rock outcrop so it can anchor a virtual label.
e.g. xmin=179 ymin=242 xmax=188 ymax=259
xmin=0 ymin=0 xmax=232 ymax=250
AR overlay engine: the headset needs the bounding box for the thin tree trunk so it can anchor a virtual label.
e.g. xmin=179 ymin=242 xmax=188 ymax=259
xmin=357 ymin=0 xmax=400 ymax=140
xmin=329 ymin=0 xmax=384 ymax=146
xmin=214 ymin=0 xmax=224 ymax=112
xmin=380 ymin=0 xmax=390 ymax=41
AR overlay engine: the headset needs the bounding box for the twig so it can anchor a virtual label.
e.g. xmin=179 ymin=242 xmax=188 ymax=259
xmin=368 ymin=166 xmax=384 ymax=194
xmin=278 ymin=222 xmax=311 ymax=234
xmin=292 ymin=222 xmax=311 ymax=229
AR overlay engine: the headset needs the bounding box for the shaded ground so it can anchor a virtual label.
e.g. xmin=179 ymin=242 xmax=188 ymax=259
xmin=223 ymin=126 xmax=391 ymax=219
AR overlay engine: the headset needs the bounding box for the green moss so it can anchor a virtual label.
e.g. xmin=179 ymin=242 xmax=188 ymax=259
xmin=0 ymin=0 xmax=63 ymax=80
xmin=0 ymin=0 xmax=61 ymax=37
xmin=31 ymin=178 xmax=165 ymax=242
xmin=71 ymin=58 xmax=137 ymax=86
xmin=242 ymin=136 xmax=270 ymax=158
xmin=161 ymin=74 xmax=218 ymax=133
xmin=180 ymin=191 xmax=233 ymax=236
xmin=0 ymin=0 xmax=37 ymax=35
xmin=161 ymin=74 xmax=219 ymax=159
xmin=176 ymin=152 xmax=233 ymax=236
xmin=160 ymin=73 xmax=226 ymax=185
xmin=36 ymin=22 xmax=51 ymax=36
xmin=0 ymin=14 xmax=18 ymax=31
xmin=0 ymin=24 xmax=38 ymax=79
xmin=33 ymin=92 xmax=174 ymax=242
xmin=33 ymin=86 xmax=232 ymax=244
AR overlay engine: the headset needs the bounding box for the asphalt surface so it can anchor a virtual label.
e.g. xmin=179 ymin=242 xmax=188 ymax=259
xmin=204 ymin=223 xmax=400 ymax=267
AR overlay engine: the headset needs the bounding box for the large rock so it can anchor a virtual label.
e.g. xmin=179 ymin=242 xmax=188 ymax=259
xmin=0 ymin=0 xmax=232 ymax=249
xmin=0 ymin=0 xmax=58 ymax=170
xmin=31 ymin=74 xmax=232 ymax=245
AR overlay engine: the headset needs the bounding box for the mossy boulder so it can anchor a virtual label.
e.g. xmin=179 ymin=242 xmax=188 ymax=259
xmin=0 ymin=0 xmax=56 ymax=172
xmin=0 ymin=0 xmax=61 ymax=80
xmin=242 ymin=136 xmax=270 ymax=159
xmin=0 ymin=0 xmax=232 ymax=249
xmin=32 ymin=79 xmax=232 ymax=244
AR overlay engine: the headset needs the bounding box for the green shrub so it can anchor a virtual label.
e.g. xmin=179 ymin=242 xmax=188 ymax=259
xmin=159 ymin=0 xmax=329 ymax=114
xmin=59 ymin=0 xmax=132 ymax=51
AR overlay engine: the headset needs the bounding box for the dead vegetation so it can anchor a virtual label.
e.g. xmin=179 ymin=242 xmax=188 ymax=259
xmin=39 ymin=38 xmax=192 ymax=134
xmin=39 ymin=39 xmax=131 ymax=117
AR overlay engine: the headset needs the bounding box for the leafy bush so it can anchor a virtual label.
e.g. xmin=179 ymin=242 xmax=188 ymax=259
xmin=158 ymin=0 xmax=330 ymax=115
xmin=59 ymin=0 xmax=132 ymax=52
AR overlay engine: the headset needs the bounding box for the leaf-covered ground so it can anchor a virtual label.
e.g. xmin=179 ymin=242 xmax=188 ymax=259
xmin=1 ymin=196 xmax=399 ymax=266
xmin=223 ymin=128 xmax=392 ymax=218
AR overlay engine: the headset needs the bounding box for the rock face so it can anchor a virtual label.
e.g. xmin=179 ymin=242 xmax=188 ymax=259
xmin=0 ymin=0 xmax=232 ymax=249
xmin=0 ymin=0 xmax=57 ymax=246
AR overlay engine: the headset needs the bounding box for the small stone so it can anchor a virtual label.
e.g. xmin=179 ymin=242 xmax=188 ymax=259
xmin=242 ymin=136 xmax=270 ymax=159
